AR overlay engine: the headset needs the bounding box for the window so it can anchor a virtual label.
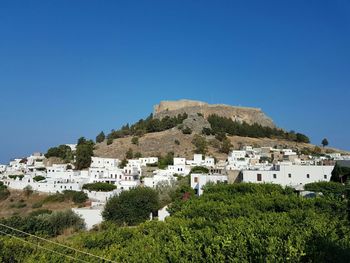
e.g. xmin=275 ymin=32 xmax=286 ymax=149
xmin=257 ymin=174 xmax=262 ymax=182
xmin=288 ymin=173 xmax=291 ymax=178
xmin=194 ymin=177 xmax=198 ymax=183
xmin=324 ymin=174 xmax=327 ymax=179
xmin=273 ymin=174 xmax=277 ymax=179
xmin=306 ymin=174 xmax=310 ymax=179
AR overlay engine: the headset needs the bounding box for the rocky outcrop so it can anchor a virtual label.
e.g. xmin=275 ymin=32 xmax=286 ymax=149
xmin=154 ymin=99 xmax=275 ymax=128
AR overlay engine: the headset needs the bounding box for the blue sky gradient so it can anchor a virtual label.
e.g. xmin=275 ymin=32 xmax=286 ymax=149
xmin=0 ymin=0 xmax=349 ymax=163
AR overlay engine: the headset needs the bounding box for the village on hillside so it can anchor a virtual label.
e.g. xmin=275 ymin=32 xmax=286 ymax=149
xmin=1 ymin=144 xmax=349 ymax=228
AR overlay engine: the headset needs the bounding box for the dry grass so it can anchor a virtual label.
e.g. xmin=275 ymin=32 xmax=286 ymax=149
xmin=0 ymin=189 xmax=76 ymax=218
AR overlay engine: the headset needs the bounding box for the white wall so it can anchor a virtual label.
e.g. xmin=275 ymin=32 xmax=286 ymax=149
xmin=72 ymin=208 xmax=103 ymax=230
xmin=242 ymin=164 xmax=334 ymax=186
xmin=191 ymin=173 xmax=228 ymax=196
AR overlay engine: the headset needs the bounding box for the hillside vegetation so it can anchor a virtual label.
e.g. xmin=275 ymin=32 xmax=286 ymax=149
xmin=1 ymin=183 xmax=350 ymax=262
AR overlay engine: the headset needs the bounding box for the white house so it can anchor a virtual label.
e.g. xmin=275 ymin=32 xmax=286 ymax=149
xmin=91 ymin=157 xmax=120 ymax=169
xmin=0 ymin=165 xmax=7 ymax=174
xmin=143 ymin=173 xmax=175 ymax=188
xmin=190 ymin=173 xmax=228 ymax=196
xmin=139 ymin=157 xmax=158 ymax=166
xmin=242 ymin=163 xmax=334 ymax=187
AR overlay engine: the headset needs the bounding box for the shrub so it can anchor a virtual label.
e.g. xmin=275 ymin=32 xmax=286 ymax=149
xmin=23 ymin=185 xmax=33 ymax=197
xmin=102 ymin=187 xmax=160 ymax=225
xmin=0 ymin=182 xmax=10 ymax=200
xmin=96 ymin=131 xmax=105 ymax=143
xmin=190 ymin=166 xmax=209 ymax=174
xmin=62 ymin=190 xmax=88 ymax=204
xmin=304 ymin=181 xmax=346 ymax=197
xmin=33 ymin=176 xmax=45 ymax=182
xmin=82 ymin=183 xmax=117 ymax=192
xmin=174 ymin=139 xmax=180 ymax=145
xmin=8 ymin=175 xmax=24 ymax=180
xmin=31 ymin=202 xmax=43 ymax=209
xmin=192 ymin=135 xmax=208 ymax=154
xmin=182 ymin=126 xmax=192 ymax=134
xmin=131 ymin=136 xmax=139 ymax=145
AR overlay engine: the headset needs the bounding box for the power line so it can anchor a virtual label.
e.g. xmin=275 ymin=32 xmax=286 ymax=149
xmin=0 ymin=223 xmax=117 ymax=263
xmin=0 ymin=229 xmax=89 ymax=263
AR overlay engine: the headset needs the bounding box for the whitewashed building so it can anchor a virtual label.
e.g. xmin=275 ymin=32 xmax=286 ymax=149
xmin=242 ymin=163 xmax=334 ymax=187
xmin=191 ymin=173 xmax=228 ymax=196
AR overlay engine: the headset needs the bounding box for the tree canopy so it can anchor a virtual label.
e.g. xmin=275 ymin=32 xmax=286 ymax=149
xmin=102 ymin=187 xmax=160 ymax=225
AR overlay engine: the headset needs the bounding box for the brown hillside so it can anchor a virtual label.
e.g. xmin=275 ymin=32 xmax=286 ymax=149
xmin=94 ymin=128 xmax=345 ymax=160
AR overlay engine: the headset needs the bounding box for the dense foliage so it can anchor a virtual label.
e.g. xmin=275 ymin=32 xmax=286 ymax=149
xmin=35 ymin=190 xmax=88 ymax=206
xmin=107 ymin=113 xmax=188 ymax=141
xmin=45 ymin=144 xmax=73 ymax=162
xmin=2 ymin=183 xmax=350 ymax=262
xmin=33 ymin=175 xmax=45 ymax=182
xmin=190 ymin=166 xmax=209 ymax=174
xmin=75 ymin=137 xmax=94 ymax=170
xmin=207 ymin=114 xmax=310 ymax=142
xmin=82 ymin=183 xmax=117 ymax=192
xmin=0 ymin=182 xmax=10 ymax=200
xmin=157 ymin=152 xmax=174 ymax=169
xmin=304 ymin=181 xmax=346 ymax=198
xmin=191 ymin=135 xmax=208 ymax=154
xmin=0 ymin=209 xmax=84 ymax=238
xmin=95 ymin=131 xmax=105 ymax=143
xmin=331 ymin=163 xmax=350 ymax=183
xmin=102 ymin=187 xmax=159 ymax=225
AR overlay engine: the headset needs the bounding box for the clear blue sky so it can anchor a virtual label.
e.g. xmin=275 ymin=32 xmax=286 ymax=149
xmin=0 ymin=0 xmax=349 ymax=163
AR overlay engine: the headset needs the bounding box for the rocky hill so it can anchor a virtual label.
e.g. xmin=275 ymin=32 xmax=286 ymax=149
xmin=154 ymin=99 xmax=275 ymax=128
xmin=94 ymin=128 xmax=316 ymax=160
xmin=93 ymin=99 xmax=346 ymax=160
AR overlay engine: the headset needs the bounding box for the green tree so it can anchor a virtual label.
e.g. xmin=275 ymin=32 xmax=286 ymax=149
xmin=220 ymin=138 xmax=233 ymax=154
xmin=322 ymin=138 xmax=329 ymax=148
xmin=102 ymin=187 xmax=160 ymax=225
xmin=126 ymin=148 xmax=134 ymax=159
xmin=131 ymin=136 xmax=139 ymax=145
xmin=192 ymin=135 xmax=208 ymax=154
xmin=75 ymin=138 xmax=94 ymax=170
xmin=96 ymin=131 xmax=105 ymax=143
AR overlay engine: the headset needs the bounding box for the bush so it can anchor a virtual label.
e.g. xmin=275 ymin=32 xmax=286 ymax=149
xmin=8 ymin=175 xmax=24 ymax=180
xmin=131 ymin=136 xmax=139 ymax=145
xmin=96 ymin=131 xmax=105 ymax=143
xmin=62 ymin=190 xmax=88 ymax=204
xmin=190 ymin=166 xmax=209 ymax=174
xmin=182 ymin=126 xmax=192 ymax=134
xmin=43 ymin=193 xmax=65 ymax=203
xmin=45 ymin=144 xmax=73 ymax=162
xmin=102 ymin=187 xmax=160 ymax=225
xmin=192 ymin=135 xmax=208 ymax=154
xmin=0 ymin=209 xmax=85 ymax=238
xmin=82 ymin=183 xmax=117 ymax=192
xmin=106 ymin=137 xmax=113 ymax=145
xmin=207 ymin=114 xmax=310 ymax=142
xmin=0 ymin=182 xmax=10 ymax=201
xmin=31 ymin=202 xmax=43 ymax=209
xmin=304 ymin=182 xmax=346 ymax=197
xmin=174 ymin=139 xmax=180 ymax=145
xmin=33 ymin=176 xmax=45 ymax=182
xmin=23 ymin=185 xmax=33 ymax=197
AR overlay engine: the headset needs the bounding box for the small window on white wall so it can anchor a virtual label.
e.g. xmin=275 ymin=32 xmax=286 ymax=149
xmin=324 ymin=174 xmax=327 ymax=179
xmin=306 ymin=174 xmax=310 ymax=178
xmin=273 ymin=174 xmax=277 ymax=179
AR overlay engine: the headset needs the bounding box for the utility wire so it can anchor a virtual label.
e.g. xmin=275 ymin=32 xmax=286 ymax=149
xmin=0 ymin=223 xmax=117 ymax=263
xmin=0 ymin=229 xmax=89 ymax=263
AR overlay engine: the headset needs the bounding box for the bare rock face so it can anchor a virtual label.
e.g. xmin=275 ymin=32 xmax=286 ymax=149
xmin=154 ymin=99 xmax=275 ymax=128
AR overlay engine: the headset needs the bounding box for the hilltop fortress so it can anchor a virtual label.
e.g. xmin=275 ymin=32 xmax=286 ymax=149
xmin=153 ymin=99 xmax=275 ymax=128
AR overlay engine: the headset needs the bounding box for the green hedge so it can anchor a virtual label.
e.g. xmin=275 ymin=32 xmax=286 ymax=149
xmin=82 ymin=182 xmax=117 ymax=192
